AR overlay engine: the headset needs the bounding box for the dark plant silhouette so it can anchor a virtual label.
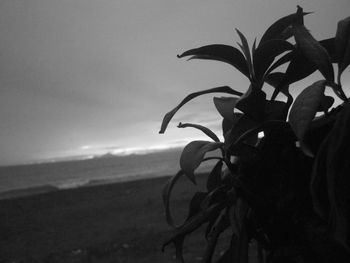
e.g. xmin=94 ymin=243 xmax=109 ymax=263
xmin=160 ymin=6 xmax=350 ymax=263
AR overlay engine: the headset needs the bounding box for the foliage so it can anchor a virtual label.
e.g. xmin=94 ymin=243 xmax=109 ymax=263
xmin=160 ymin=6 xmax=350 ymax=262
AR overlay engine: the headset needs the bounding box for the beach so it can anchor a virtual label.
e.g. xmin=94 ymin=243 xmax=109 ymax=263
xmin=0 ymin=173 xmax=218 ymax=262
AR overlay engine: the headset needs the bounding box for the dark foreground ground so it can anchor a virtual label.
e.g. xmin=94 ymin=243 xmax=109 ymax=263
xmin=0 ymin=174 xmax=235 ymax=263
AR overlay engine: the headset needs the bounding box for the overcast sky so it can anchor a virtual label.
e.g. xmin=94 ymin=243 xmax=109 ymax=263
xmin=0 ymin=0 xmax=349 ymax=165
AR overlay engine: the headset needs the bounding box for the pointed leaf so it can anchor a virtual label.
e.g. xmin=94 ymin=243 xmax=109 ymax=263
xmin=159 ymin=86 xmax=243 ymax=133
xmin=180 ymin=141 xmax=223 ymax=183
xmin=288 ymin=80 xmax=326 ymax=155
xmin=213 ymin=97 xmax=239 ymax=122
xmin=162 ymin=170 xmax=186 ymax=227
xmin=177 ymin=122 xmax=220 ymax=142
xmin=207 ymin=160 xmax=223 ymax=192
xmin=281 ymin=49 xmax=317 ymax=86
xmin=236 ymin=29 xmax=254 ymax=78
xmin=293 ymin=9 xmax=334 ymax=82
xmin=186 ymin=192 xmax=208 ymax=220
xmin=335 ymin=16 xmax=350 ymax=72
xmin=320 ymin=38 xmax=337 ymax=63
xmin=340 ymin=40 xmax=350 ymax=76
xmin=253 ymin=39 xmax=294 ymax=80
xmin=259 ymin=11 xmax=310 ymax=46
xmin=235 ymin=85 xmax=267 ymax=121
xmin=265 ymin=51 xmax=294 ymax=75
xmin=177 ymin=44 xmax=249 ymax=77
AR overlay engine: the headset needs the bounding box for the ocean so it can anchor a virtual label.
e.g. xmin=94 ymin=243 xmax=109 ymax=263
xmin=0 ymin=148 xmax=217 ymax=199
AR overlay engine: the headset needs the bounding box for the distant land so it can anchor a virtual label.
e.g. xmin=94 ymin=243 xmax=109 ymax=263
xmin=0 ymin=147 xmax=218 ymax=199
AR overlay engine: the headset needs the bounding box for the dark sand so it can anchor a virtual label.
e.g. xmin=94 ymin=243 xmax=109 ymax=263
xmin=0 ymin=174 xmax=227 ymax=263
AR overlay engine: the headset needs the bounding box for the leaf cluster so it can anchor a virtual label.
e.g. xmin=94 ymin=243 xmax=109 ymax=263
xmin=160 ymin=6 xmax=350 ymax=263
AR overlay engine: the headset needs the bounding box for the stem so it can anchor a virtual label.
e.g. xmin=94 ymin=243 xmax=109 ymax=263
xmin=327 ymin=81 xmax=348 ymax=102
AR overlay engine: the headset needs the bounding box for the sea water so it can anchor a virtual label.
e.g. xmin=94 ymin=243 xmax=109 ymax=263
xmin=0 ymin=148 xmax=217 ymax=197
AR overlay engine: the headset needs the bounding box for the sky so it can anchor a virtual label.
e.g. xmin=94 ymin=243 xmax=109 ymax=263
xmin=0 ymin=0 xmax=349 ymax=165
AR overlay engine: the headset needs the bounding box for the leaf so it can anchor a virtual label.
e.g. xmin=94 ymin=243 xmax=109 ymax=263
xmin=280 ymin=49 xmax=317 ymax=87
xmin=177 ymin=44 xmax=250 ymax=77
xmin=186 ymin=192 xmax=208 ymax=220
xmin=231 ymin=120 xmax=289 ymax=149
xmin=288 ymin=80 xmax=326 ymax=156
xmin=162 ymin=203 xmax=225 ymax=261
xmin=320 ymin=38 xmax=337 ymax=63
xmin=335 ymin=16 xmax=350 ymax=75
xmin=292 ymin=7 xmax=334 ymax=82
xmin=207 ymin=160 xmax=223 ymax=192
xmin=180 ymin=141 xmax=223 ymax=183
xmin=265 ymin=72 xmax=292 ymax=104
xmin=325 ymin=101 xmax=350 ymax=251
xmin=225 ymin=114 xmax=258 ymax=153
xmin=253 ymin=39 xmax=294 ymax=80
xmin=162 ymin=170 xmax=185 ymax=227
xmin=317 ymin=95 xmax=334 ymax=112
xmin=222 ymin=118 xmax=233 ymax=139
xmin=265 ymin=51 xmax=294 ymax=75
xmin=259 ymin=11 xmax=310 ymax=46
xmin=236 ymin=29 xmax=254 ymax=78
xmin=213 ymin=97 xmax=239 ymax=122
xmin=203 ymin=213 xmax=230 ymax=263
xmin=159 ymin=86 xmax=243 ymax=134
xmin=340 ymin=40 xmax=350 ymax=77
xmin=177 ymin=122 xmax=220 ymax=142
xmin=235 ymin=84 xmax=267 ymax=121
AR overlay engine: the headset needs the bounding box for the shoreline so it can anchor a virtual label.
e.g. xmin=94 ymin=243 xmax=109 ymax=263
xmin=0 ymin=172 xmax=177 ymax=200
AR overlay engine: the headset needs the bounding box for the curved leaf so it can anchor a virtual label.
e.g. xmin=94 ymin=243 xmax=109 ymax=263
xmin=259 ymin=11 xmax=310 ymax=46
xmin=213 ymin=96 xmax=239 ymax=122
xmin=177 ymin=122 xmax=220 ymax=142
xmin=335 ymin=16 xmax=350 ymax=75
xmin=236 ymin=29 xmax=254 ymax=78
xmin=236 ymin=85 xmax=267 ymax=121
xmin=280 ymin=49 xmax=317 ymax=87
xmin=340 ymin=41 xmax=350 ymax=77
xmin=293 ymin=8 xmax=334 ymax=82
xmin=162 ymin=170 xmax=185 ymax=227
xmin=177 ymin=44 xmax=249 ymax=77
xmin=320 ymin=38 xmax=337 ymax=63
xmin=186 ymin=192 xmax=208 ymax=220
xmin=159 ymin=86 xmax=243 ymax=134
xmin=265 ymin=51 xmax=294 ymax=75
xmin=162 ymin=202 xmax=225 ymax=261
xmin=253 ymin=39 xmax=294 ymax=80
xmin=288 ymin=80 xmax=326 ymax=156
xmin=207 ymin=160 xmax=223 ymax=192
xmin=180 ymin=141 xmax=223 ymax=183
